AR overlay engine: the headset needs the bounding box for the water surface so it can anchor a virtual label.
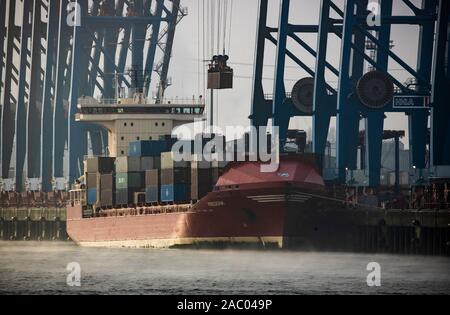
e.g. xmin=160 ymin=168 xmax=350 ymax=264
xmin=0 ymin=242 xmax=449 ymax=295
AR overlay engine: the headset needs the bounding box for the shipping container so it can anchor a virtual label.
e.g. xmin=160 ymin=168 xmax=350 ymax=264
xmin=208 ymin=69 xmax=233 ymax=90
xmin=161 ymin=152 xmax=190 ymax=169
xmin=153 ymin=157 xmax=161 ymax=169
xmin=115 ymin=156 xmax=141 ymax=173
xmin=160 ymin=184 xmax=189 ymax=203
xmin=145 ymin=169 xmax=159 ymax=187
xmin=170 ymin=140 xmax=195 ymax=155
xmin=159 ymin=135 xmax=178 ymax=146
xmin=191 ymin=168 xmax=213 ymax=201
xmin=191 ymin=159 xmax=212 ymax=169
xmin=87 ymin=188 xmax=97 ymax=205
xmin=115 ymin=189 xmax=139 ymax=206
xmin=100 ymin=189 xmax=114 ymax=207
xmin=191 ymin=168 xmax=213 ymax=182
xmin=100 ymin=173 xmax=114 ymax=190
xmin=140 ymin=157 xmax=155 ymax=171
xmin=192 ymin=134 xmax=226 ymax=155
xmin=116 ymin=172 xmax=144 ymax=189
xmin=86 ymin=157 xmax=115 ymax=173
xmin=86 ymin=173 xmax=99 ymax=189
xmin=191 ymin=182 xmax=213 ymax=201
xmin=160 ymin=168 xmax=191 ymax=185
xmin=145 ymin=186 xmax=159 ymax=203
xmin=128 ymin=140 xmax=169 ymax=157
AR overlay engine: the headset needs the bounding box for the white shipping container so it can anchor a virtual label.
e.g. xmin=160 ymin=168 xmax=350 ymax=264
xmin=161 ymin=152 xmax=189 ymax=169
xmin=115 ymin=157 xmax=141 ymax=173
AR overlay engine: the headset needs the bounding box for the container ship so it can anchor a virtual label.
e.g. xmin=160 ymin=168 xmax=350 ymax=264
xmin=68 ymin=153 xmax=359 ymax=249
xmin=66 ymin=88 xmax=376 ymax=250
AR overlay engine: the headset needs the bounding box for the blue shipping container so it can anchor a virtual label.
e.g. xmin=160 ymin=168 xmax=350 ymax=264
xmin=128 ymin=140 xmax=168 ymax=157
xmin=160 ymin=184 xmax=189 ymax=202
xmin=87 ymin=188 xmax=97 ymax=205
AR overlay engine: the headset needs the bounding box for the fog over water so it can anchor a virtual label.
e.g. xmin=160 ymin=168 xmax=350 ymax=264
xmin=0 ymin=242 xmax=449 ymax=295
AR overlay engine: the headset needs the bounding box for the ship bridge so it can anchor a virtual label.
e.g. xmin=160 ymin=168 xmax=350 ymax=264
xmin=76 ymin=96 xmax=205 ymax=157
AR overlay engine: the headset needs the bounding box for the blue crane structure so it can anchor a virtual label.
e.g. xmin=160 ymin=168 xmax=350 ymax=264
xmin=251 ymin=0 xmax=450 ymax=187
xmin=1 ymin=0 xmax=449 ymax=192
xmin=0 ymin=0 xmax=186 ymax=192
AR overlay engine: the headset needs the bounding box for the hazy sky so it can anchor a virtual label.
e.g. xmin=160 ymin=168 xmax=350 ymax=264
xmin=166 ymin=0 xmax=425 ymax=146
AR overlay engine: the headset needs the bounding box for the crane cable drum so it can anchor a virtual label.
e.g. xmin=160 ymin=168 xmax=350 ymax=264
xmin=207 ymin=0 xmax=234 ymax=90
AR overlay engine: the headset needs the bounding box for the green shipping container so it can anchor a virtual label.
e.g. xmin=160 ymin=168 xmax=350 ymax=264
xmin=116 ymin=172 xmax=144 ymax=189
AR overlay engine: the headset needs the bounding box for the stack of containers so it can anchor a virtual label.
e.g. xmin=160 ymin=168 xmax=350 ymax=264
xmin=160 ymin=152 xmax=191 ymax=203
xmin=100 ymin=173 xmax=115 ymax=207
xmin=128 ymin=140 xmax=168 ymax=169
xmin=85 ymin=157 xmax=115 ymax=206
xmin=145 ymin=169 xmax=159 ymax=203
xmin=195 ymin=134 xmax=227 ymax=155
xmin=129 ymin=142 xmax=163 ymax=172
xmin=159 ymin=135 xmax=178 ymax=147
xmin=115 ymin=157 xmax=143 ymax=206
xmin=86 ymin=172 xmax=99 ymax=205
xmin=191 ymin=158 xmax=213 ymax=201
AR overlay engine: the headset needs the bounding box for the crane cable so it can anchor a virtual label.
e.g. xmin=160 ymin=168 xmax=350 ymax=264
xmin=217 ymin=0 xmax=221 ymax=54
xmin=222 ymin=0 xmax=228 ymax=54
xmin=203 ymin=0 xmax=234 ymax=127
xmin=206 ymin=0 xmax=233 ymax=56
xmin=197 ymin=0 xmax=201 ymax=96
xmin=227 ymin=0 xmax=233 ymax=56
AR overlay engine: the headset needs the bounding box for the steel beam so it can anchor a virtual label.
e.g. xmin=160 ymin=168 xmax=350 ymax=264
xmin=14 ymin=0 xmax=33 ymax=191
xmin=130 ymin=0 xmax=146 ymax=92
xmin=313 ymin=0 xmax=336 ymax=157
xmin=409 ymin=0 xmax=436 ymax=170
xmin=365 ymin=0 xmax=393 ymax=187
xmin=27 ymin=0 xmax=45 ymax=180
xmin=102 ymin=0 xmax=117 ymax=98
xmin=68 ymin=0 xmax=89 ymax=183
xmin=53 ymin=0 xmax=71 ymax=179
xmin=144 ymin=0 xmax=164 ymax=96
xmin=272 ymin=0 xmax=291 ymax=150
xmin=88 ymin=31 xmax=104 ymax=95
xmin=156 ymin=0 xmax=181 ymax=99
xmin=250 ymin=0 xmax=271 ymax=130
xmin=1 ymin=0 xmax=18 ymax=179
xmin=85 ymin=31 xmax=131 ymax=88
xmin=0 ymin=0 xmax=7 ymax=101
xmin=40 ymin=0 xmax=61 ymax=192
xmin=336 ymin=0 xmax=361 ymax=183
xmin=85 ymin=16 xmax=169 ymax=25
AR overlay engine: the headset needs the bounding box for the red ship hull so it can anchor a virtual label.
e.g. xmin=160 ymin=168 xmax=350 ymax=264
xmin=67 ymin=155 xmax=369 ymax=249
